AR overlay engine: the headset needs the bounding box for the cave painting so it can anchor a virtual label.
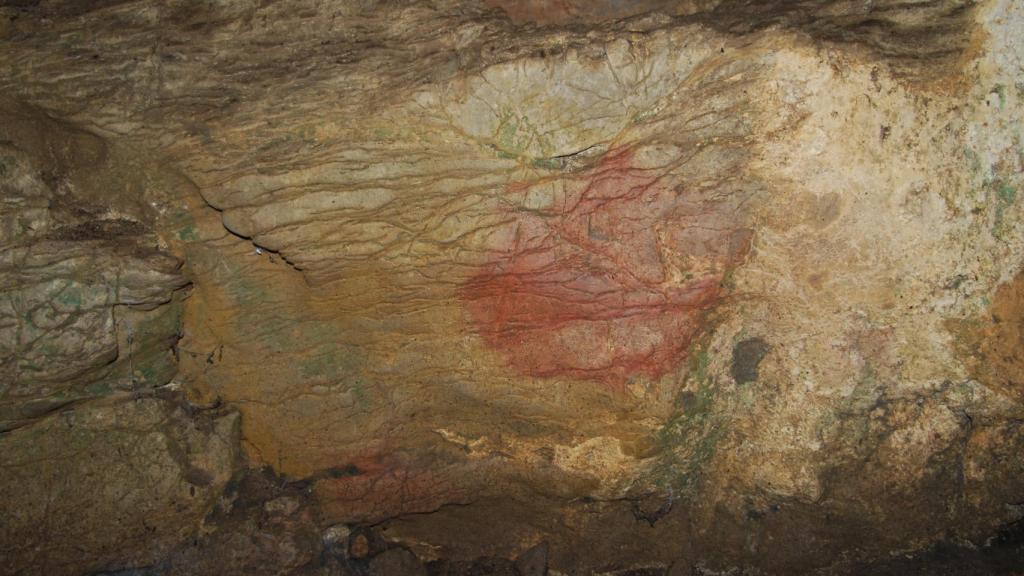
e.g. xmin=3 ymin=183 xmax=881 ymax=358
xmin=461 ymin=147 xmax=751 ymax=388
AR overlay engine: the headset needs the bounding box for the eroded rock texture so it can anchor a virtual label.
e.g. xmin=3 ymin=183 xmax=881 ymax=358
xmin=0 ymin=99 xmax=191 ymax=429
xmin=0 ymin=397 xmax=239 ymax=576
xmin=1 ymin=0 xmax=1023 ymax=574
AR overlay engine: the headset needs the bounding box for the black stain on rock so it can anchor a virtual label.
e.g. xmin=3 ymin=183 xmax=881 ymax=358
xmin=731 ymin=337 xmax=771 ymax=384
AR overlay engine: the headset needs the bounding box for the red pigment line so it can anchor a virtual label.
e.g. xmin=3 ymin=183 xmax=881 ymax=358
xmin=460 ymin=146 xmax=747 ymax=389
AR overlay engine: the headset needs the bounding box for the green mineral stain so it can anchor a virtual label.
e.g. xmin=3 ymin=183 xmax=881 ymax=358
xmin=129 ymin=298 xmax=183 ymax=341
xmin=84 ymin=379 xmax=115 ymax=396
xmin=997 ymin=181 xmax=1017 ymax=205
xmin=720 ymin=267 xmax=738 ymax=290
xmin=298 ymin=343 xmax=371 ymax=405
xmin=846 ymin=365 xmax=884 ymax=413
xmin=651 ymin=345 xmax=723 ymax=494
xmin=496 ymin=114 xmax=521 ymax=153
xmin=55 ymin=284 xmax=84 ymax=308
xmin=530 ymin=157 xmax=561 ymax=170
xmin=135 ymin=364 xmax=159 ymax=384
xmin=491 ymin=146 xmax=518 ymax=160
xmin=93 ymin=297 xmax=186 ymax=390
xmin=992 ymin=179 xmax=1018 ymax=238
xmin=175 ymin=214 xmax=198 ymax=240
xmin=964 ymin=147 xmax=983 ymax=175
xmin=0 ymin=155 xmax=15 ymax=176
xmin=692 ymin=347 xmax=710 ymax=381
xmin=36 ymin=343 xmax=61 ymax=358
xmin=176 ymin=223 xmax=198 ymax=242
xmin=492 ymin=108 xmax=552 ymax=163
xmin=994 ymin=84 xmax=1007 ymax=111
xmin=299 ymin=344 xmax=361 ymax=380
xmin=189 ymin=248 xmax=272 ymax=313
xmin=630 ymin=108 xmax=655 ymax=125
xmin=166 ymin=208 xmax=200 ymax=243
xmin=349 ymin=378 xmax=369 ymax=406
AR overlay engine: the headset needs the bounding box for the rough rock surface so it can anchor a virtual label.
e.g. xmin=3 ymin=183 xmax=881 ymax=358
xmin=0 ymin=93 xmax=239 ymax=574
xmin=141 ymin=468 xmax=325 ymax=576
xmin=0 ymin=397 xmax=239 ymax=576
xmin=0 ymin=99 xmax=191 ymax=429
xmin=1 ymin=0 xmax=1023 ymax=574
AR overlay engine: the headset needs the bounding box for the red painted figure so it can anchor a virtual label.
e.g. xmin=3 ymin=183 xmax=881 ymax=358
xmin=461 ymin=147 xmax=750 ymax=389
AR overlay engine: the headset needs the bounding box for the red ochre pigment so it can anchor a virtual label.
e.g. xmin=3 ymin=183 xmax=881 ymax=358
xmin=461 ymin=147 xmax=749 ymax=389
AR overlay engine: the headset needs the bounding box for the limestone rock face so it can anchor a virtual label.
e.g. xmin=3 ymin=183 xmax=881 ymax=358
xmin=0 ymin=397 xmax=239 ymax=576
xmin=0 ymin=100 xmax=238 ymax=574
xmin=0 ymin=0 xmax=1023 ymax=574
xmin=0 ymin=100 xmax=190 ymax=429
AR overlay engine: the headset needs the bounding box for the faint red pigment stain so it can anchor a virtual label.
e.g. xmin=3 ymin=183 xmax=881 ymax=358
xmin=314 ymin=452 xmax=467 ymax=524
xmin=460 ymin=147 xmax=750 ymax=389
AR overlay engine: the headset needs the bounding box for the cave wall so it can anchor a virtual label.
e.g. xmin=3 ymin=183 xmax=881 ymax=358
xmin=1 ymin=0 xmax=1024 ymax=574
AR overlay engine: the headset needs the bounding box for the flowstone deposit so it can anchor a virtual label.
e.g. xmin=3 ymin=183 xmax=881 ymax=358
xmin=1 ymin=0 xmax=1023 ymax=574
